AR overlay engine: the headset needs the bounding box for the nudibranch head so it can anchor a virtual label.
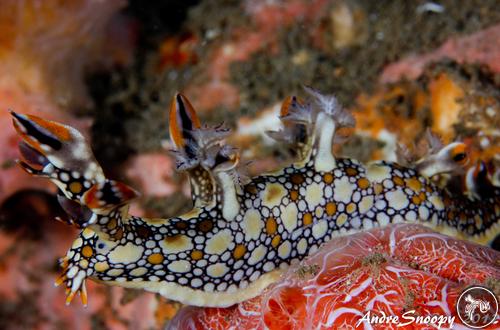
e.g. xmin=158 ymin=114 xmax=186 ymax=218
xmin=56 ymin=226 xmax=129 ymax=306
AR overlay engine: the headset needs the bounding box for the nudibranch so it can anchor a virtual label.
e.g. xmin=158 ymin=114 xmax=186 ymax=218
xmin=10 ymin=87 xmax=500 ymax=307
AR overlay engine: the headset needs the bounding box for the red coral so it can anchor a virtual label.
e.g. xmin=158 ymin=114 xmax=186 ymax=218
xmin=169 ymin=224 xmax=499 ymax=329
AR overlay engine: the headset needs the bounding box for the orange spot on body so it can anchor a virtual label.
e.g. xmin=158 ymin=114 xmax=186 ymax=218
xmin=233 ymin=244 xmax=246 ymax=260
xmin=197 ymin=219 xmax=213 ymax=232
xmin=69 ymin=182 xmax=83 ymax=194
xmin=148 ymin=253 xmax=164 ymax=264
xmin=113 ymin=228 xmax=124 ymax=240
xmin=303 ymin=213 xmax=313 ymax=226
xmin=346 ymin=168 xmax=358 ymax=176
xmin=107 ymin=218 xmax=117 ymax=230
xmin=245 ymin=184 xmax=258 ymax=195
xmin=82 ymin=246 xmax=93 ymax=258
xmin=266 ymin=185 xmax=284 ymax=202
xmin=393 ymin=176 xmax=404 ymax=186
xmin=323 ymin=173 xmax=334 ymax=184
xmin=325 ymin=202 xmax=337 ymax=216
xmin=405 ymin=177 xmax=422 ymax=192
xmin=290 ymin=190 xmax=299 ymax=201
xmin=346 ymin=203 xmax=356 ymax=214
xmin=136 ymin=226 xmax=152 ymax=239
xmin=191 ymin=250 xmax=203 ymax=260
xmin=357 ymin=178 xmax=370 ymax=189
xmin=175 ymin=221 xmax=188 ymax=230
xmin=165 ymin=235 xmax=182 ymax=244
xmin=266 ymin=217 xmax=277 ymax=235
xmin=271 ymin=235 xmax=281 ymax=248
xmin=474 ymin=215 xmax=482 ymax=229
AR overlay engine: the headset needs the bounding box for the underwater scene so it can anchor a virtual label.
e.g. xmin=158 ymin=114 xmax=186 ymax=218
xmin=0 ymin=0 xmax=499 ymax=329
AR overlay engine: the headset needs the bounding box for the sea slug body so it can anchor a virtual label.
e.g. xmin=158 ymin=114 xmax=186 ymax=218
xmin=10 ymin=87 xmax=500 ymax=307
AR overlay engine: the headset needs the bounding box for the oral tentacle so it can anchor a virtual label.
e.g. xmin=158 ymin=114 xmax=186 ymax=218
xmin=54 ymin=228 xmax=98 ymax=306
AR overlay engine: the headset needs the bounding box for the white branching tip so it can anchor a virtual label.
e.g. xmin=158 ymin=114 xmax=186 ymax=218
xmin=303 ymin=85 xmax=355 ymax=128
xmin=303 ymin=85 xmax=340 ymax=114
